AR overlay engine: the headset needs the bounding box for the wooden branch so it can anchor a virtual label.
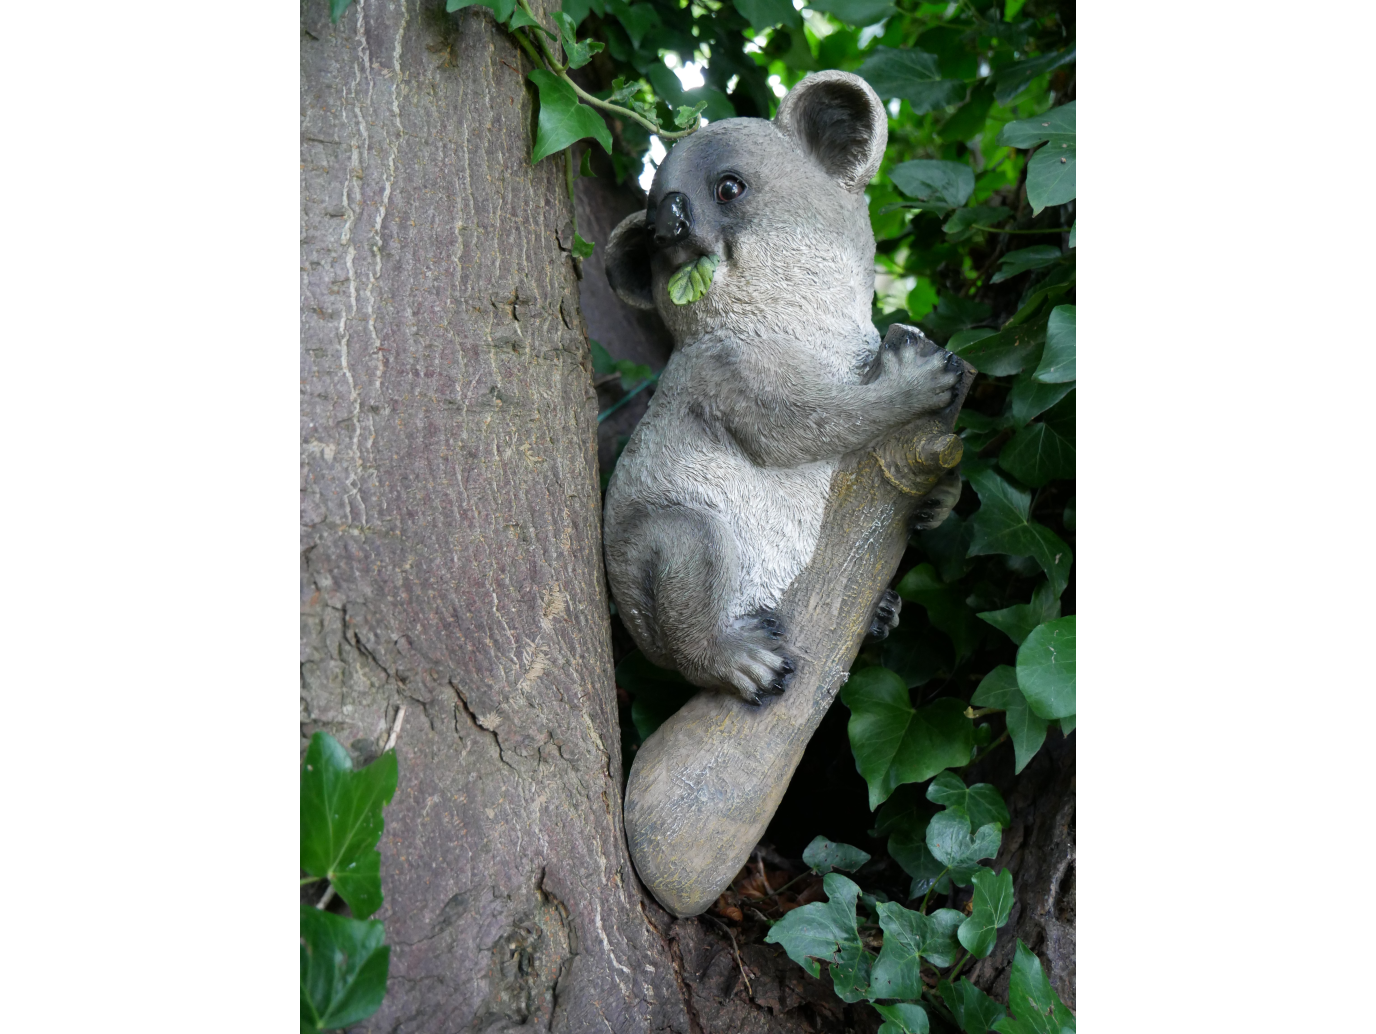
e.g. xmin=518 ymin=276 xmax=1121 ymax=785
xmin=624 ymin=324 xmax=976 ymax=916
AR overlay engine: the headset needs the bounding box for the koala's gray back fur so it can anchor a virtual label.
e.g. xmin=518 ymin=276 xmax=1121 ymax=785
xmin=602 ymin=71 xmax=963 ymax=702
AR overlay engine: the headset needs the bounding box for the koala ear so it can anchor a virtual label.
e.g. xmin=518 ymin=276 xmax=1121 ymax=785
xmin=604 ymin=211 xmax=656 ymax=311
xmin=774 ymin=70 xmax=888 ymax=192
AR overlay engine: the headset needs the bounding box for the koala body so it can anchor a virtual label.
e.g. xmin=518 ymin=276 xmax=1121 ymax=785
xmin=602 ymin=71 xmax=964 ymax=704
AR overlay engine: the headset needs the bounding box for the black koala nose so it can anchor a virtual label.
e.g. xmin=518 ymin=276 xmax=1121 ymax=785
xmin=652 ymin=192 xmax=692 ymax=247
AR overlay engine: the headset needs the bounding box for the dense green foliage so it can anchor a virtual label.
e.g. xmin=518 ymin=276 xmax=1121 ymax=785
xmin=300 ymin=732 xmax=397 ymax=1032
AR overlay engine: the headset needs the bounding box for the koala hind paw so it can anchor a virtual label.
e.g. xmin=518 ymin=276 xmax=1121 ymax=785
xmin=866 ymin=589 xmax=902 ymax=641
xmin=713 ymin=611 xmax=796 ymax=705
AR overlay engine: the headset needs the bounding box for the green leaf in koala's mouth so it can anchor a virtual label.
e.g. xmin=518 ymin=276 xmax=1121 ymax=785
xmin=667 ymin=254 xmax=719 ymax=306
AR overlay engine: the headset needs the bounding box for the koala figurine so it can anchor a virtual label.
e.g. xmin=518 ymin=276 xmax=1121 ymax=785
xmin=602 ymin=70 xmax=966 ymax=705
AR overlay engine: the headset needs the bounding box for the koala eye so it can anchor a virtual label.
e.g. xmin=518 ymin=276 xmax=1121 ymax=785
xmin=714 ymin=175 xmax=746 ymax=204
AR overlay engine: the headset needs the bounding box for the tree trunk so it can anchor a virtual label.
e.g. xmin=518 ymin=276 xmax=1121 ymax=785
xmin=300 ymin=3 xmax=694 ymax=1029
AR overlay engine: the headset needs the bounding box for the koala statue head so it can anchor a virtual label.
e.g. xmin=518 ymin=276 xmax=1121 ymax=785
xmin=604 ymin=70 xmax=888 ymax=343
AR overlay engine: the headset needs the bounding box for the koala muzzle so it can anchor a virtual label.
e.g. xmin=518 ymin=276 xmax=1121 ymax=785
xmin=652 ymin=192 xmax=693 ymax=248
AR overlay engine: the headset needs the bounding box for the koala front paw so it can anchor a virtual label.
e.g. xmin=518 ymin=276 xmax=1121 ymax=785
xmin=866 ymin=589 xmax=902 ymax=641
xmin=883 ymin=343 xmax=964 ymax=412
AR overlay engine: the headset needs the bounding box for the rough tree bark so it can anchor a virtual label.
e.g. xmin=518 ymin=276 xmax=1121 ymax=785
xmin=300 ymin=2 xmax=695 ymax=1029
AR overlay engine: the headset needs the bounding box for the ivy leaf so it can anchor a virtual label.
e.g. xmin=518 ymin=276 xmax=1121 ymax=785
xmin=764 ymin=873 xmax=872 ymax=1001
xmin=889 ymin=159 xmax=975 ymax=210
xmin=871 ymin=902 xmax=964 ymax=999
xmin=874 ymin=789 xmax=952 ymax=898
xmin=881 ymin=616 xmax=951 ymax=688
xmin=571 ymin=232 xmax=596 ymax=259
xmin=674 ymin=100 xmax=709 ymax=128
xmin=1026 ymin=141 xmax=1075 ymax=214
xmin=971 ymin=666 xmax=1048 ymax=774
xmin=733 ymin=0 xmax=802 ymax=31
xmin=993 ymin=941 xmax=1076 ymax=1034
xmin=965 ymin=468 xmax=1073 ymax=598
xmin=528 ymin=70 xmax=612 ymax=163
xmin=446 ymin=0 xmax=517 ymax=21
xmin=559 ymin=0 xmax=604 ymax=26
xmin=977 ymin=580 xmax=1061 ymax=647
xmin=998 ymin=412 xmax=1075 ymax=487
xmin=1017 ymin=616 xmax=1075 ymax=720
xmin=925 ymin=809 xmax=1000 ymax=885
xmin=1007 ymin=259 xmax=1075 ymax=327
xmin=1007 ymin=371 xmax=1073 ymax=427
xmin=841 ymin=667 xmax=973 ymax=809
xmin=509 ymin=4 xmax=554 ymax=33
xmin=856 ymin=48 xmax=966 ymax=114
xmin=990 ymin=49 xmax=1076 ymax=105
xmin=874 ymin=1002 xmax=931 ymax=1034
xmin=806 ymin=0 xmax=899 ymax=27
xmin=301 ymin=732 xmax=397 ymax=920
xmin=589 ymin=339 xmax=616 ymax=376
xmin=1034 ymin=305 xmax=1075 ymax=383
xmin=614 ymin=359 xmax=654 ymax=390
xmin=916 ymin=511 xmax=972 ymax=584
xmin=943 ymin=204 xmax=1012 ymax=240
xmin=804 ymin=836 xmax=872 ymax=874
xmin=922 ymin=294 xmax=991 ymax=338
xmin=1068 ymin=221 xmax=1076 ymax=248
xmin=948 ymin=317 xmax=1045 ymax=377
xmin=554 ymin=10 xmax=605 ymax=68
xmin=957 ymin=868 xmax=1014 ymax=959
xmin=607 ymin=76 xmax=642 ymax=106
xmin=884 ymin=811 xmax=952 ymax=899
xmin=938 ymin=977 xmax=1008 ymax=1034
xmin=667 ymin=254 xmax=719 ymax=304
xmin=605 ymin=0 xmax=663 ymax=48
xmin=615 ymin=651 xmax=695 ymax=740
xmin=990 ymin=246 xmax=1063 ymax=284
xmin=995 ymin=102 xmax=1075 ymax=148
xmin=926 ymin=771 xmax=1009 ymax=831
xmin=940 ymin=81 xmax=995 ymax=143
xmin=300 ymin=906 xmax=391 ymax=1032
xmin=894 ymin=563 xmax=981 ymax=661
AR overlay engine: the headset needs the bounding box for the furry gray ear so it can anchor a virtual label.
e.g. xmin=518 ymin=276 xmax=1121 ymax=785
xmin=774 ymin=70 xmax=888 ymax=192
xmin=605 ymin=211 xmax=656 ymax=310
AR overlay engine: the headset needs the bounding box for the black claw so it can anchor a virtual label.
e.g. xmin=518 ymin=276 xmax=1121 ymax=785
xmin=765 ymin=675 xmax=790 ymax=695
xmin=778 ymin=657 xmax=796 ymax=675
xmin=867 ymin=622 xmax=891 ymax=641
xmin=944 ymin=351 xmax=964 ymax=371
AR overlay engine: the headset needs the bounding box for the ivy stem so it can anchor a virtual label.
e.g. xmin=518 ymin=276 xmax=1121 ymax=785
xmin=558 ymin=67 xmax=697 ymax=139
xmin=516 ymin=0 xmax=566 ymax=72
xmin=964 ymin=706 xmax=1001 ymax=719
xmin=766 ymin=870 xmax=814 ymax=897
xmin=597 ymin=374 xmax=659 ymax=423
xmin=300 ymin=876 xmax=324 ymax=886
xmin=509 ymin=19 xmax=545 ymax=72
xmin=316 ymin=884 xmax=336 ymax=910
xmin=971 ymin=224 xmax=1074 ymax=235
xmin=919 ymin=867 xmax=951 ymax=914
xmin=922 ymin=986 xmax=959 ymax=1026
xmin=512 ymin=0 xmax=698 ymax=141
xmin=968 ymin=729 xmax=1010 ymax=767
xmin=946 ymin=950 xmax=971 ymax=983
